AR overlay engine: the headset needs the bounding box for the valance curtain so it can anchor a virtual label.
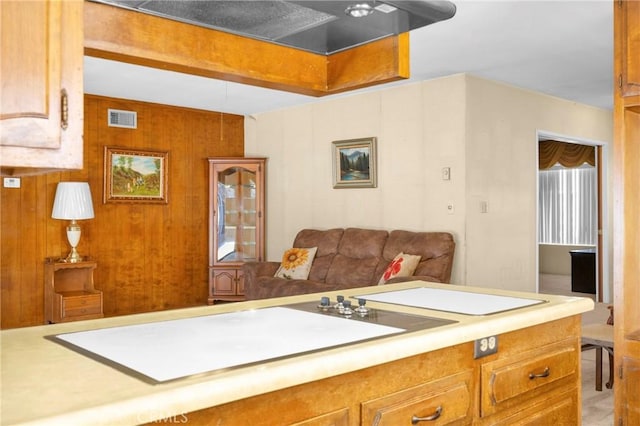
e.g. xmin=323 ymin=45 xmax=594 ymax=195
xmin=539 ymin=140 xmax=595 ymax=170
xmin=538 ymin=140 xmax=597 ymax=245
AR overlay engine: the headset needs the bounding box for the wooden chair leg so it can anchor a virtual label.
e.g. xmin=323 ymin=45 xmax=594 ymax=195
xmin=606 ymin=349 xmax=614 ymax=389
xmin=595 ymin=346 xmax=603 ymax=391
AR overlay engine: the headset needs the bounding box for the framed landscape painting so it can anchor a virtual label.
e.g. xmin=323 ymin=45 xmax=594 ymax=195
xmin=104 ymin=147 xmax=169 ymax=204
xmin=332 ymin=137 xmax=377 ymax=188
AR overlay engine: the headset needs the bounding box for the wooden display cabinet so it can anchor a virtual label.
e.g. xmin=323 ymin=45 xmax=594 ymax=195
xmin=44 ymin=260 xmax=103 ymax=324
xmin=208 ymin=268 xmax=245 ymax=301
xmin=614 ymin=1 xmax=640 ymax=424
xmin=208 ymin=158 xmax=266 ymax=304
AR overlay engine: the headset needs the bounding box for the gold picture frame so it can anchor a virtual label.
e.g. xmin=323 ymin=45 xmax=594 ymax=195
xmin=332 ymin=137 xmax=377 ymax=188
xmin=104 ymin=147 xmax=169 ymax=204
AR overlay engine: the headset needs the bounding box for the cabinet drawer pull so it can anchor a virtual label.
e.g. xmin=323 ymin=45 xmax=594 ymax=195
xmin=411 ymin=406 xmax=442 ymax=424
xmin=529 ymin=366 xmax=550 ymax=379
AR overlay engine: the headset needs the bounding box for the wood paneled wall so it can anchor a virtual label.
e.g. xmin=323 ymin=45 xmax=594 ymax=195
xmin=0 ymin=95 xmax=244 ymax=329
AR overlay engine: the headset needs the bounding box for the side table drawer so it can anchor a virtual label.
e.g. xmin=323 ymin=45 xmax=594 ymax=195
xmin=62 ymin=293 xmax=102 ymax=318
xmin=481 ymin=338 xmax=578 ymax=416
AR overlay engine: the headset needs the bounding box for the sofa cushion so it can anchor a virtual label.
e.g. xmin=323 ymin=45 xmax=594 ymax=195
xmin=378 ymin=252 xmax=421 ymax=284
xmin=293 ymin=228 xmax=343 ymax=283
xmin=325 ymin=228 xmax=388 ymax=286
xmin=274 ymin=247 xmax=317 ymax=280
xmin=382 ymin=230 xmax=455 ymax=283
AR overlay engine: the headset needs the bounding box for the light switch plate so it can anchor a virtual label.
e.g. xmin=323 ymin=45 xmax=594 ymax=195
xmin=3 ymin=177 xmax=21 ymax=188
xmin=442 ymin=167 xmax=451 ymax=180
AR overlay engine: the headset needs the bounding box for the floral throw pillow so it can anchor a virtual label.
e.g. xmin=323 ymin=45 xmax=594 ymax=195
xmin=378 ymin=252 xmax=422 ymax=285
xmin=274 ymin=247 xmax=318 ymax=280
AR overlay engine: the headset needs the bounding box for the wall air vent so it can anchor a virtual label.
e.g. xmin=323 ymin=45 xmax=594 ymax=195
xmin=108 ymin=109 xmax=137 ymax=129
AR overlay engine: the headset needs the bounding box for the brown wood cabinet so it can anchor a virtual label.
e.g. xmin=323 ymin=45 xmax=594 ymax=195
xmin=479 ymin=338 xmax=578 ymax=419
xmin=181 ymin=316 xmax=580 ymax=425
xmin=208 ymin=158 xmax=266 ymax=304
xmin=44 ymin=260 xmax=103 ymax=324
xmin=618 ymin=0 xmax=640 ymax=97
xmin=0 ymin=0 xmax=84 ymax=175
xmin=484 ymin=389 xmax=578 ymax=426
xmin=208 ymin=268 xmax=245 ymax=301
xmin=291 ymin=409 xmax=350 ymax=426
xmin=614 ymin=1 xmax=640 ymax=424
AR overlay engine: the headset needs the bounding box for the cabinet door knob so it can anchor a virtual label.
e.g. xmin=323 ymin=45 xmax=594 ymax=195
xmin=411 ymin=406 xmax=442 ymax=423
xmin=528 ymin=366 xmax=550 ymax=379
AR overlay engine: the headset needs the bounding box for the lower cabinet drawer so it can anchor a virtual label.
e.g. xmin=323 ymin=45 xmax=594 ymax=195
xmin=480 ymin=338 xmax=578 ymax=417
xmin=362 ymin=371 xmax=473 ymax=426
xmin=62 ymin=293 xmax=102 ymax=318
xmin=482 ymin=388 xmax=578 ymax=425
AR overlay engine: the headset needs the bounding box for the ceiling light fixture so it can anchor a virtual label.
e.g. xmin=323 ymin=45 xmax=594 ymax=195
xmin=345 ymin=3 xmax=374 ymax=18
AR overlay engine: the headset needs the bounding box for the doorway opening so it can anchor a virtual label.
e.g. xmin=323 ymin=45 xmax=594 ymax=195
xmin=536 ymin=131 xmax=610 ymax=303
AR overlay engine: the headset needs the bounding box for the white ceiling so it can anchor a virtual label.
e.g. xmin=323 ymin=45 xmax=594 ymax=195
xmin=84 ymin=1 xmax=614 ymax=117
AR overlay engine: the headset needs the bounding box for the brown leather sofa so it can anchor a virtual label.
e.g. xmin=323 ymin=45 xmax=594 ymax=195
xmin=243 ymin=228 xmax=455 ymax=300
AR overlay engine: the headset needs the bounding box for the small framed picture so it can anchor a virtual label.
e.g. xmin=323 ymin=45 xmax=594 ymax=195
xmin=332 ymin=137 xmax=377 ymax=188
xmin=104 ymin=147 xmax=169 ymax=204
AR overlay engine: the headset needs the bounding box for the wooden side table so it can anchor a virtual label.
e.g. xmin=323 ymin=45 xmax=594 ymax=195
xmin=44 ymin=259 xmax=103 ymax=324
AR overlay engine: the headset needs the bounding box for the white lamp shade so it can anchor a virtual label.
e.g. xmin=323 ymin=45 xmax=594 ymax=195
xmin=51 ymin=182 xmax=95 ymax=220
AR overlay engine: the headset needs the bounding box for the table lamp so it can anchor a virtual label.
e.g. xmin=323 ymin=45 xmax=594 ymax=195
xmin=51 ymin=182 xmax=95 ymax=262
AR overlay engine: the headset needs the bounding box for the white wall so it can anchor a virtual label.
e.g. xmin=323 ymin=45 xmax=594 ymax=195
xmin=245 ymin=74 xmax=612 ymax=293
xmin=463 ymin=76 xmax=612 ymax=291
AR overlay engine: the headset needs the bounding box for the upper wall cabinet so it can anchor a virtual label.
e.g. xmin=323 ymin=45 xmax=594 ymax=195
xmin=0 ymin=0 xmax=84 ymax=176
xmin=618 ymin=0 xmax=640 ymax=97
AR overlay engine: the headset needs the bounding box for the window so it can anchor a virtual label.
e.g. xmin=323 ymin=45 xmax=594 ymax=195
xmin=538 ymin=165 xmax=597 ymax=245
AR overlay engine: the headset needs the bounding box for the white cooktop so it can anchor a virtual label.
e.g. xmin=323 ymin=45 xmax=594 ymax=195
xmin=54 ymin=307 xmax=404 ymax=383
xmin=357 ymin=287 xmax=545 ymax=315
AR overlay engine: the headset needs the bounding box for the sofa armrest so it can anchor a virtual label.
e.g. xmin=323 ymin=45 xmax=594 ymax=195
xmin=243 ymin=261 xmax=280 ymax=299
xmin=243 ymin=261 xmax=280 ymax=285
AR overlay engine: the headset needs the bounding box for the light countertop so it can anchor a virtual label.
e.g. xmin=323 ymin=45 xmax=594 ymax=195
xmin=0 ymin=281 xmax=593 ymax=425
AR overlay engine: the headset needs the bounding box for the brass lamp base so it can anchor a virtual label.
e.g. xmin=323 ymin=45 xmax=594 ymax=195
xmin=65 ymin=247 xmax=83 ymax=263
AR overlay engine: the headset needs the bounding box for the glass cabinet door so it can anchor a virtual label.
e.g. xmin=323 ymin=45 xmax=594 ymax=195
xmin=209 ymin=158 xmax=265 ymax=266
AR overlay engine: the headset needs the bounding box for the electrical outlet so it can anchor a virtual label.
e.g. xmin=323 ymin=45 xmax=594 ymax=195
xmin=474 ymin=335 xmax=498 ymax=358
xmin=447 ymin=202 xmax=455 ymax=215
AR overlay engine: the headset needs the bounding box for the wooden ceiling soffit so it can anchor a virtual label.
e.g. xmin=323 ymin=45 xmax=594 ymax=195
xmin=83 ymin=1 xmax=409 ymax=97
